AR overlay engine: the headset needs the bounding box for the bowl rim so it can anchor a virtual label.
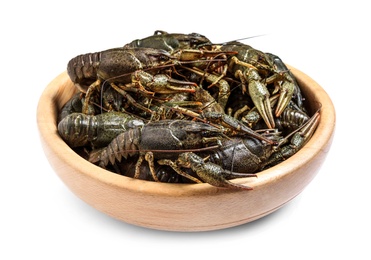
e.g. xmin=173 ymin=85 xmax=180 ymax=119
xmin=37 ymin=66 xmax=336 ymax=197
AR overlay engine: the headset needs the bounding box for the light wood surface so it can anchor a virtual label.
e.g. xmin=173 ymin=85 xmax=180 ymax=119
xmin=36 ymin=67 xmax=336 ymax=231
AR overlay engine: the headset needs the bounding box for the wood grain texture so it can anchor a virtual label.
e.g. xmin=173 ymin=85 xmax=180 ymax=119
xmin=36 ymin=67 xmax=336 ymax=231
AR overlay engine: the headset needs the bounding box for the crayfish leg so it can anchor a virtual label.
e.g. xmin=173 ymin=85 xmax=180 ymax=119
xmin=144 ymin=152 xmax=160 ymax=182
xmin=82 ymin=79 xmax=101 ymax=114
xmin=195 ymin=165 xmax=255 ymax=191
xmin=134 ymin=154 xmax=145 ymax=179
xmin=110 ymin=83 xmax=154 ymax=115
xmin=157 ymin=159 xmax=203 ymax=184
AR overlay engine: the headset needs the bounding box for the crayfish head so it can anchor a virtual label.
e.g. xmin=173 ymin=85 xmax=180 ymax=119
xmin=145 ymin=48 xmax=172 ymax=64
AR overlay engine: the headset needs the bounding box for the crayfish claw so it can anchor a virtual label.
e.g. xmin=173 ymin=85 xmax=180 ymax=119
xmin=299 ymin=110 xmax=321 ymax=143
xmin=251 ymin=91 xmax=275 ymax=129
xmin=175 ymin=152 xmax=256 ymax=191
xmin=246 ymin=68 xmax=275 ymax=129
xmin=198 ymin=168 xmax=255 ymax=191
xmin=275 ymin=79 xmax=295 ymax=117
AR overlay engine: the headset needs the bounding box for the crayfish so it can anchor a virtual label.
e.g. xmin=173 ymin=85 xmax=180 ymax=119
xmin=58 ymin=30 xmax=320 ymax=190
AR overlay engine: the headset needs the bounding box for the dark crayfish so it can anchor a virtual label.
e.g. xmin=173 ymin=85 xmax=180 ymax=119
xmin=158 ymin=110 xmax=320 ymax=190
xmin=67 ymin=47 xmax=173 ymax=114
xmin=88 ymin=119 xmax=227 ymax=183
xmin=125 ymin=30 xmax=212 ymax=53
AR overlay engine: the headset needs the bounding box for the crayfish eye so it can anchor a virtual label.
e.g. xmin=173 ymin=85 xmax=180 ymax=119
xmin=200 ymin=131 xmax=210 ymax=137
xmin=190 ymin=38 xmax=202 ymax=46
xmin=158 ymin=54 xmax=170 ymax=61
xmin=134 ymin=40 xmax=141 ymax=47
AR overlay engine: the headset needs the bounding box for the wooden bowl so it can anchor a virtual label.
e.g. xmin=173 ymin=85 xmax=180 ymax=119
xmin=37 ymin=67 xmax=335 ymax=231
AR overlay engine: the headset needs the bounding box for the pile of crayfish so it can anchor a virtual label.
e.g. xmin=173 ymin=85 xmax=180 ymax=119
xmin=57 ymin=30 xmax=320 ymax=190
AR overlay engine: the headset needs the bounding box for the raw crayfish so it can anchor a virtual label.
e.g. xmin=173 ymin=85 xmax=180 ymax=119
xmin=58 ymin=30 xmax=320 ymax=190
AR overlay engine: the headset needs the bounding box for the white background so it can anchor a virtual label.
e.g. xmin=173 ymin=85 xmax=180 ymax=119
xmin=1 ymin=1 xmax=369 ymax=259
